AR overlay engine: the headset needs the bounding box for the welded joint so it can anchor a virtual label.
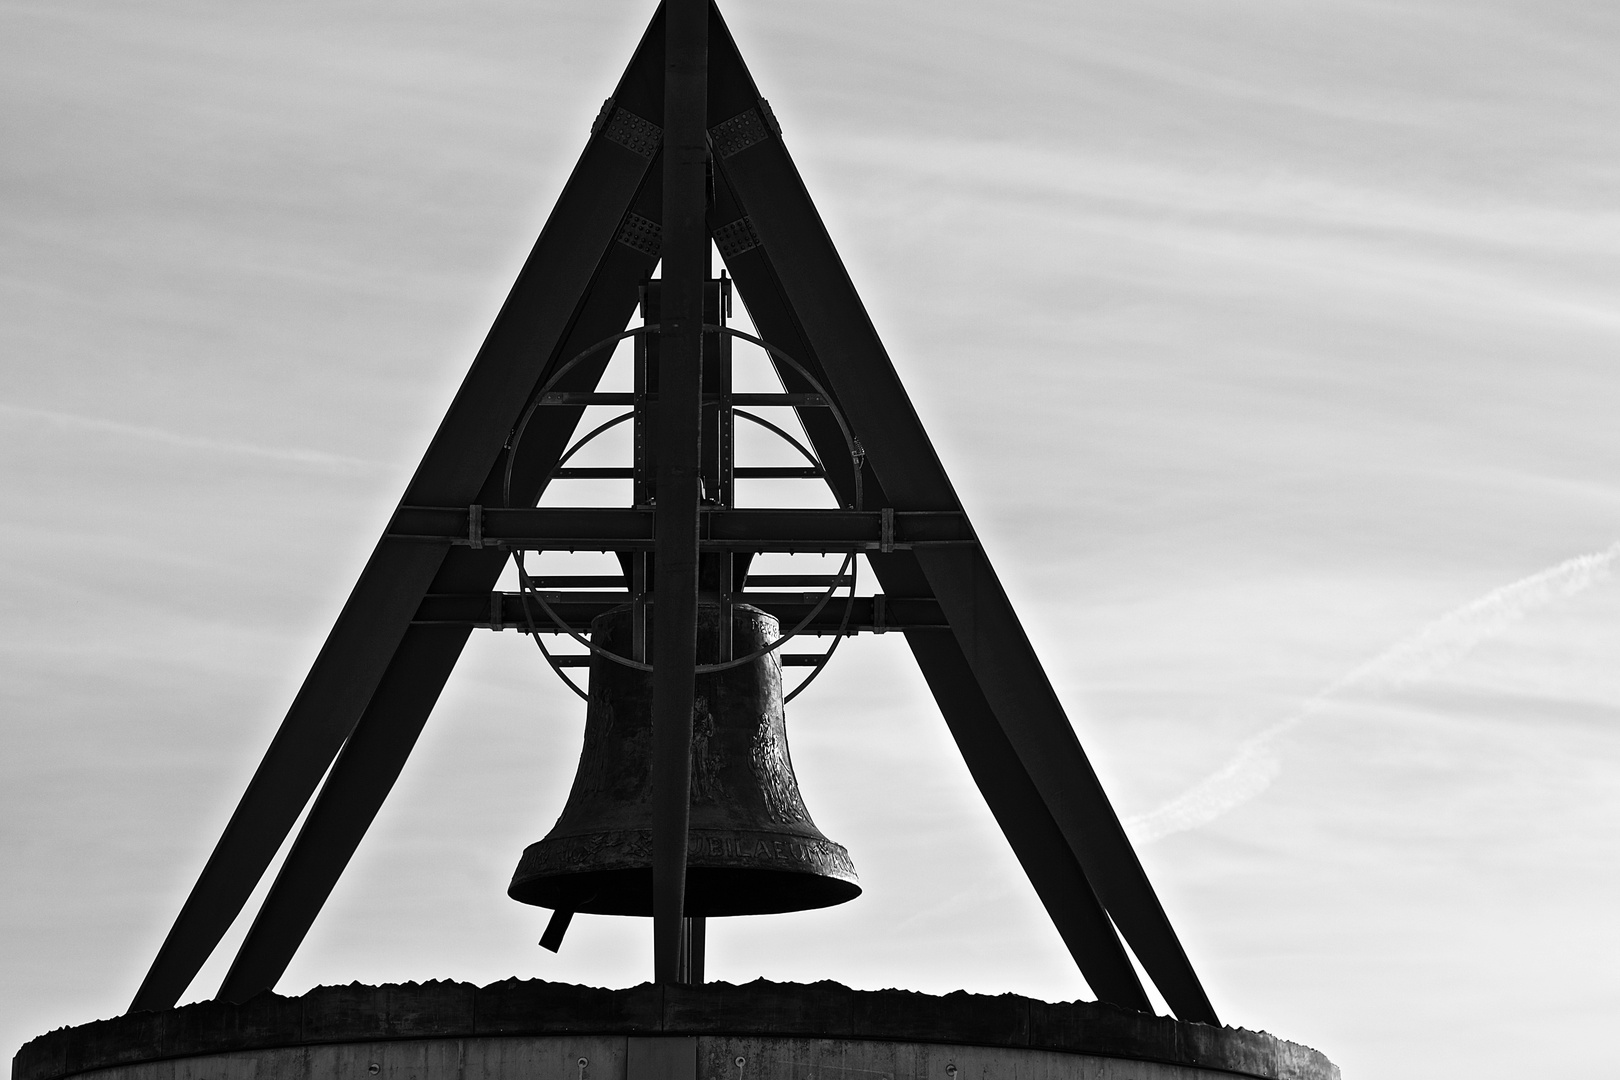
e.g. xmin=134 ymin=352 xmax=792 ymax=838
xmin=879 ymin=507 xmax=895 ymax=553
xmin=468 ymin=504 xmax=484 ymax=549
xmin=489 ymin=591 xmax=504 ymax=632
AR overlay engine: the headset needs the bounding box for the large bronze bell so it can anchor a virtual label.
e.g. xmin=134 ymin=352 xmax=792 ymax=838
xmin=509 ymin=603 xmax=859 ymax=917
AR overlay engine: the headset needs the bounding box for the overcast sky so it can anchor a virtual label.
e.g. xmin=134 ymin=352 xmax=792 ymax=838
xmin=4 ymin=2 xmax=1620 ymax=1078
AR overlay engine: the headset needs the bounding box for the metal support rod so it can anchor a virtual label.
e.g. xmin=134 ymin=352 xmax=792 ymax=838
xmin=651 ymin=0 xmax=707 ymax=986
xmin=683 ymin=915 xmax=706 ymax=983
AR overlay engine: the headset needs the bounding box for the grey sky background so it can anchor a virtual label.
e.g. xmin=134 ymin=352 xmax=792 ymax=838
xmin=4 ymin=2 xmax=1619 ymax=1077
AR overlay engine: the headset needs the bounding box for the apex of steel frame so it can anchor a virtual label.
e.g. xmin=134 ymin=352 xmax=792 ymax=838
xmin=129 ymin=0 xmax=1218 ymax=1025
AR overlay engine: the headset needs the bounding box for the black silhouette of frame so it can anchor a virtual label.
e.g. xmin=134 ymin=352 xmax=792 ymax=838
xmin=128 ymin=1 xmax=1218 ymax=1026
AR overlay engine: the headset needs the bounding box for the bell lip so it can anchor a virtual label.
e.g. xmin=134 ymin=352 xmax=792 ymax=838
xmin=511 ymin=827 xmax=857 ymax=885
xmin=507 ymin=866 xmax=862 ymax=917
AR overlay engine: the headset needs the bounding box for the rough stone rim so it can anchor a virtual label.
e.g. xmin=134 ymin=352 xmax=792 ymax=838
xmin=12 ymin=979 xmax=1338 ymax=1080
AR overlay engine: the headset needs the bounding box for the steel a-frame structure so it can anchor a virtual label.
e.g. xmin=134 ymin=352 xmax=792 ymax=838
xmin=129 ymin=0 xmax=1218 ymax=1026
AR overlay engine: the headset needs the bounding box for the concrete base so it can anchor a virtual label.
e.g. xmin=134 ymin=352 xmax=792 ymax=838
xmin=12 ymin=981 xmax=1337 ymax=1080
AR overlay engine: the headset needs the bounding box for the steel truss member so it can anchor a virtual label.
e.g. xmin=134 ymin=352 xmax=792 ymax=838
xmin=129 ymin=0 xmax=1217 ymax=1026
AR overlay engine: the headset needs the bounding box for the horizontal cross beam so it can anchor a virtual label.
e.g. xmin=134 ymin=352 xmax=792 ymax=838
xmin=503 ymin=573 xmax=856 ymax=588
xmin=413 ymin=591 xmax=945 ymax=634
xmin=540 ymin=653 xmax=841 ymax=667
xmin=553 ymin=466 xmax=822 ymax=479
xmin=387 ymin=506 xmax=974 ymax=552
xmin=536 ymin=391 xmax=827 ymax=407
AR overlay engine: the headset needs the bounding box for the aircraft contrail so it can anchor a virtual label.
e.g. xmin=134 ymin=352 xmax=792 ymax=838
xmin=1124 ymin=540 xmax=1620 ymax=843
xmin=0 ymin=402 xmax=380 ymax=473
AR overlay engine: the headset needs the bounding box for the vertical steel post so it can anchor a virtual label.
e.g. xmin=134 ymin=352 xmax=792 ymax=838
xmin=651 ymin=0 xmax=708 ymax=985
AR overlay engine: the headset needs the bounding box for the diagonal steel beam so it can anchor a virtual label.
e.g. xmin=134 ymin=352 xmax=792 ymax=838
xmin=215 ymin=210 xmax=662 ymax=1002
xmin=704 ymin=8 xmax=1215 ymax=1023
xmin=710 ymin=218 xmax=1148 ymax=1010
xmin=704 ymin=102 xmax=1146 ymax=1010
xmin=128 ymin=9 xmax=671 ymax=1014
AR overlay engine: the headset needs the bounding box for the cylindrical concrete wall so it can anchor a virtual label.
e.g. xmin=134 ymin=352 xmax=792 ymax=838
xmin=12 ymin=982 xmax=1337 ymax=1080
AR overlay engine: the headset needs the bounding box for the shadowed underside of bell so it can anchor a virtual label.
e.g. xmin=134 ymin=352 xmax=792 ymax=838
xmin=509 ymin=604 xmax=860 ymax=917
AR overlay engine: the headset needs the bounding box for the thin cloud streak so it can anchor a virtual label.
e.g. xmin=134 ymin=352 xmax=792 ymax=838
xmin=0 ymin=402 xmax=381 ymax=474
xmin=825 ymin=136 xmax=1620 ymax=332
xmin=1126 ymin=541 xmax=1620 ymax=843
xmin=832 ymin=135 xmax=1620 ymax=254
